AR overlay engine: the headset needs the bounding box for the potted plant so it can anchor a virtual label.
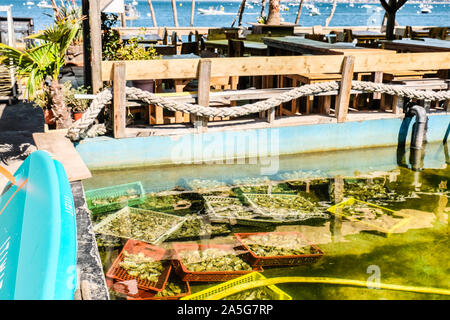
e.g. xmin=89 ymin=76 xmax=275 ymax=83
xmin=0 ymin=16 xmax=84 ymax=129
xmin=64 ymin=83 xmax=90 ymax=121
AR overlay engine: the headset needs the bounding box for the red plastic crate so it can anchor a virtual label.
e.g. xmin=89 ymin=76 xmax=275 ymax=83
xmin=106 ymin=239 xmax=172 ymax=293
xmin=234 ymin=232 xmax=324 ymax=267
xmin=171 ymin=243 xmax=263 ymax=282
xmin=126 ymin=280 xmax=191 ymax=300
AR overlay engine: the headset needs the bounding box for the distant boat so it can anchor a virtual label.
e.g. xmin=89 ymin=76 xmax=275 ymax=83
xmin=37 ymin=1 xmax=52 ymax=9
xmin=198 ymin=6 xmax=226 ymax=15
xmin=24 ymin=1 xmax=35 ymax=5
xmin=362 ymin=5 xmax=372 ymax=9
xmin=420 ymin=5 xmax=432 ymax=14
xmin=309 ymin=7 xmax=320 ymax=16
xmin=125 ymin=3 xmax=139 ymax=20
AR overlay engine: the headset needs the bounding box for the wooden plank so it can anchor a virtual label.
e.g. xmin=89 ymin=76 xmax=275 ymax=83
xmin=102 ymin=52 xmax=450 ymax=81
xmin=113 ymin=62 xmax=127 ymax=138
xmin=192 ymin=59 xmax=211 ymax=132
xmin=335 ymin=56 xmax=355 ymax=123
xmin=32 ymin=132 xmax=92 ymax=182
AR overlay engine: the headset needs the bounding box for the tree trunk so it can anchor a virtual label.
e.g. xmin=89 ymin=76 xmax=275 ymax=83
xmin=385 ymin=10 xmax=396 ymax=40
xmin=50 ymin=81 xmax=73 ymax=129
xmin=325 ymin=0 xmax=338 ymax=27
xmin=295 ymin=0 xmax=304 ymax=25
xmin=260 ymin=0 xmax=267 ymax=18
xmin=238 ymin=0 xmax=247 ymax=26
xmin=267 ymin=0 xmax=280 ymax=25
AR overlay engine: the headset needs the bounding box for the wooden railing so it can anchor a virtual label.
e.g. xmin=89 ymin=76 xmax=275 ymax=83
xmin=102 ymin=52 xmax=450 ymax=138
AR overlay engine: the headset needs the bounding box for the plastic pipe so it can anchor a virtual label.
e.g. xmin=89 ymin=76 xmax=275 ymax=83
xmin=205 ymin=276 xmax=450 ymax=300
xmin=406 ymin=105 xmax=427 ymax=150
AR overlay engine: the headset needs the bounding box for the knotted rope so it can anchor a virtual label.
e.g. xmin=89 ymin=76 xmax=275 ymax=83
xmin=66 ymin=80 xmax=450 ymax=142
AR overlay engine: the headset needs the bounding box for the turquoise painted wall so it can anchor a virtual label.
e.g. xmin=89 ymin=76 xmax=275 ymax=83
xmin=75 ymin=114 xmax=450 ymax=170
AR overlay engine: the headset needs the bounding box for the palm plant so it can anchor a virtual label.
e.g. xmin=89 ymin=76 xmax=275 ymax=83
xmin=0 ymin=16 xmax=83 ymax=129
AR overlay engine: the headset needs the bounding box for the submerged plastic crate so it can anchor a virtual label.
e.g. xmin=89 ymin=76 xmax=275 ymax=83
xmin=327 ymin=197 xmax=412 ymax=234
xmin=243 ymin=193 xmax=330 ymax=221
xmin=171 ymin=243 xmax=263 ymax=282
xmin=204 ymin=195 xmax=260 ymax=221
xmin=93 ymin=206 xmax=186 ymax=245
xmin=126 ymin=278 xmax=191 ymax=300
xmin=234 ymin=232 xmax=324 ymax=267
xmin=203 ymin=195 xmax=287 ymax=227
xmin=106 ymin=239 xmax=172 ymax=294
xmin=85 ymin=182 xmax=146 ymax=214
xmin=181 ymin=272 xmax=292 ymax=300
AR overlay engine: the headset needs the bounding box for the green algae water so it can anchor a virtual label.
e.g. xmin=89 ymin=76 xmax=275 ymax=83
xmin=83 ymin=142 xmax=449 ymax=300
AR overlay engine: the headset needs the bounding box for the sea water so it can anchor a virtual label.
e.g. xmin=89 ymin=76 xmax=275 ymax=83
xmin=2 ymin=1 xmax=450 ymax=32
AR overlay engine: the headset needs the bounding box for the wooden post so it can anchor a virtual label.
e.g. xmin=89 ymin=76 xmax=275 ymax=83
xmin=89 ymin=0 xmax=103 ymax=94
xmin=120 ymin=13 xmax=126 ymax=27
xmin=81 ymin=0 xmax=92 ymax=89
xmin=113 ymin=62 xmax=127 ymax=138
xmin=192 ymin=59 xmax=211 ymax=132
xmin=392 ymin=95 xmax=404 ymax=115
xmin=190 ymin=0 xmax=195 ymax=27
xmin=373 ymin=71 xmax=383 ymax=101
xmin=295 ymin=0 xmax=304 ymax=25
xmin=147 ymin=0 xmax=157 ymax=27
xmin=171 ymin=0 xmax=179 ymax=28
xmin=335 ymin=56 xmax=355 ymax=123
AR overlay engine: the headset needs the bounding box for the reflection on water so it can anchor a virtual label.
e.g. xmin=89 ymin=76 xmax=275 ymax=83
xmin=84 ymin=143 xmax=449 ymax=300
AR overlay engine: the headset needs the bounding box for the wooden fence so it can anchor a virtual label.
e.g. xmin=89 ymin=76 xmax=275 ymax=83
xmin=102 ymin=52 xmax=450 ymax=138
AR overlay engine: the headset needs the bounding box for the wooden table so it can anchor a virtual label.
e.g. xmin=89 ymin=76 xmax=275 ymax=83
xmin=204 ymin=39 xmax=268 ymax=56
xmin=351 ymin=30 xmax=385 ymax=42
xmin=262 ymin=36 xmax=379 ymax=55
xmin=381 ymin=38 xmax=450 ymax=52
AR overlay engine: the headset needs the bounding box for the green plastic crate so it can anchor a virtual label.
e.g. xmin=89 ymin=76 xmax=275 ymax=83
xmin=85 ymin=182 xmax=146 ymax=215
xmin=93 ymin=206 xmax=186 ymax=244
xmin=181 ymin=272 xmax=292 ymax=300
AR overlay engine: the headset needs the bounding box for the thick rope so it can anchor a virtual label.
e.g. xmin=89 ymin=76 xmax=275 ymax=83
xmin=66 ymin=80 xmax=450 ymax=142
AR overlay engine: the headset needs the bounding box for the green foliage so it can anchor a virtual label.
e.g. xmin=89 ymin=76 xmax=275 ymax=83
xmin=0 ymin=17 xmax=83 ymax=100
xmin=101 ymin=13 xmax=122 ymax=61
xmin=113 ymin=37 xmax=161 ymax=61
xmin=257 ymin=16 xmax=268 ymax=24
xmin=101 ymin=13 xmax=160 ymax=61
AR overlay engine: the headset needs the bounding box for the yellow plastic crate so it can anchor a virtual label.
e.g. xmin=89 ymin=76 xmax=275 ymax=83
xmin=327 ymin=197 xmax=412 ymax=234
xmin=181 ymin=272 xmax=292 ymax=300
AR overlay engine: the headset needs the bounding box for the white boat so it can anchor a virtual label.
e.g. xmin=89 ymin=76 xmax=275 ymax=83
xmin=24 ymin=1 xmax=35 ymax=5
xmin=362 ymin=5 xmax=372 ymax=9
xmin=309 ymin=7 xmax=320 ymax=16
xmin=246 ymin=4 xmax=254 ymax=9
xmin=421 ymin=7 xmax=432 ymax=14
xmin=125 ymin=3 xmax=139 ymax=20
xmin=37 ymin=0 xmax=53 ymax=9
xmin=198 ymin=6 xmax=226 ymax=15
